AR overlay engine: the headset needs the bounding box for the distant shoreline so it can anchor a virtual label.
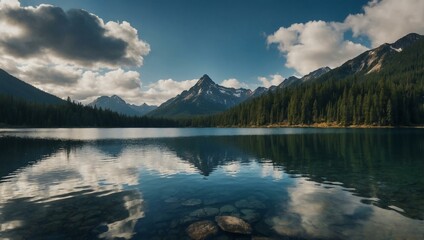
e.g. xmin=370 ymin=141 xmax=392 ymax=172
xmin=2 ymin=123 xmax=424 ymax=129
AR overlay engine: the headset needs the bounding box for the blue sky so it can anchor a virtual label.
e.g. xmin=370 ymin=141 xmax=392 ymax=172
xmin=1 ymin=0 xmax=423 ymax=104
xmin=20 ymin=0 xmax=368 ymax=84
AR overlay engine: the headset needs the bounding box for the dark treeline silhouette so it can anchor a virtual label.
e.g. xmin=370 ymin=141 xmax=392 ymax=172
xmin=0 ymin=96 xmax=178 ymax=127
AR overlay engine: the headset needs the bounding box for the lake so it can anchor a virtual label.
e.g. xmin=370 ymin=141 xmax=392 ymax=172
xmin=0 ymin=128 xmax=423 ymax=239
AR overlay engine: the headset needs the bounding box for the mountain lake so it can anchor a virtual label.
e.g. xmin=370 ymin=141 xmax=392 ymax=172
xmin=0 ymin=128 xmax=423 ymax=239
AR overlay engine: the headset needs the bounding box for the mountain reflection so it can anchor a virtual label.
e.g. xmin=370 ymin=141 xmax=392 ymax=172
xmin=0 ymin=130 xmax=423 ymax=239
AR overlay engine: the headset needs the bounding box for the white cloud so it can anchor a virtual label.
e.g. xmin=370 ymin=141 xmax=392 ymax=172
xmin=38 ymin=68 xmax=142 ymax=105
xmin=345 ymin=0 xmax=424 ymax=47
xmin=0 ymin=3 xmax=150 ymax=67
xmin=267 ymin=21 xmax=368 ymax=75
xmin=0 ymin=1 xmax=197 ymax=107
xmin=20 ymin=64 xmax=82 ymax=85
xmin=0 ymin=52 xmax=198 ymax=105
xmin=0 ymin=0 xmax=20 ymax=8
xmin=105 ymin=21 xmax=151 ymax=66
xmin=220 ymin=78 xmax=248 ymax=89
xmin=0 ymin=1 xmax=153 ymax=106
xmin=267 ymin=0 xmax=424 ymax=75
xmin=142 ymin=78 xmax=198 ymax=105
xmin=258 ymin=74 xmax=285 ymax=88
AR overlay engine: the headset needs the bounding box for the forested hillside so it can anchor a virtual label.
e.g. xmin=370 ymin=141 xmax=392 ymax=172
xmin=190 ymin=37 xmax=424 ymax=127
xmin=0 ymin=96 xmax=177 ymax=127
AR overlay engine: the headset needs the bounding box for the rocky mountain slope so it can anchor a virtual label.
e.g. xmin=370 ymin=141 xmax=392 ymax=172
xmin=88 ymin=95 xmax=157 ymax=116
xmin=148 ymin=74 xmax=252 ymax=117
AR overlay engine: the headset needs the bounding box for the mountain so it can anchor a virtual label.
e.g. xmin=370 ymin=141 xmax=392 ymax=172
xmin=195 ymin=33 xmax=424 ymax=127
xmin=88 ymin=95 xmax=157 ymax=116
xmin=301 ymin=67 xmax=331 ymax=82
xmin=148 ymin=74 xmax=252 ymax=117
xmin=130 ymin=103 xmax=157 ymax=116
xmin=249 ymin=87 xmax=269 ymax=99
xmin=250 ymin=67 xmax=331 ymax=99
xmin=0 ymin=69 xmax=64 ymax=105
xmin=276 ymin=67 xmax=331 ymax=89
xmin=320 ymin=33 xmax=423 ymax=81
xmin=277 ymin=76 xmax=301 ymax=89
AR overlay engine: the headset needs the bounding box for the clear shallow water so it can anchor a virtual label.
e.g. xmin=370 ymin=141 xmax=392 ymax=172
xmin=0 ymin=128 xmax=423 ymax=239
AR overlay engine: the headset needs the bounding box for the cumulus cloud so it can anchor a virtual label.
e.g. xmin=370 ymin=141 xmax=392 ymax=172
xmin=267 ymin=21 xmax=368 ymax=75
xmin=220 ymin=78 xmax=248 ymax=89
xmin=37 ymin=68 xmax=142 ymax=104
xmin=142 ymin=79 xmax=198 ymax=105
xmin=0 ymin=3 xmax=149 ymax=67
xmin=258 ymin=74 xmax=284 ymax=88
xmin=20 ymin=64 xmax=82 ymax=85
xmin=345 ymin=0 xmax=424 ymax=47
xmin=0 ymin=0 xmax=19 ymax=8
xmin=267 ymin=0 xmax=424 ymax=75
xmin=0 ymin=0 xmax=153 ymax=105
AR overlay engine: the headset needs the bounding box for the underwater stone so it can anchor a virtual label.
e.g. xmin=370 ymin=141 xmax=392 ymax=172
xmin=219 ymin=205 xmax=237 ymax=214
xmin=215 ymin=216 xmax=252 ymax=234
xmin=186 ymin=220 xmax=218 ymax=240
xmin=235 ymin=197 xmax=266 ymax=209
xmin=182 ymin=199 xmax=202 ymax=206
xmin=190 ymin=207 xmax=220 ymax=217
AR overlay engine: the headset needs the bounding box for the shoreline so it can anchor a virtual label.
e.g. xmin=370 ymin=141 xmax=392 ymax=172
xmin=2 ymin=124 xmax=424 ymax=129
xmin=216 ymin=122 xmax=424 ymax=129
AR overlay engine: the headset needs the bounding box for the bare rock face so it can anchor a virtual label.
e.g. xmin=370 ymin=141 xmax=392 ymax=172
xmin=186 ymin=220 xmax=218 ymax=240
xmin=215 ymin=216 xmax=252 ymax=234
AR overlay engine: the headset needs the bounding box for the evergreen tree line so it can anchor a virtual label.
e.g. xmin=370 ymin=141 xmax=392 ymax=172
xmin=193 ymin=76 xmax=424 ymax=127
xmin=0 ymin=95 xmax=178 ymax=127
xmin=185 ymin=38 xmax=424 ymax=127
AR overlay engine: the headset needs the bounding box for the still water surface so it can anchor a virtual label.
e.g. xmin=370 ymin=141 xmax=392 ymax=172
xmin=0 ymin=128 xmax=423 ymax=239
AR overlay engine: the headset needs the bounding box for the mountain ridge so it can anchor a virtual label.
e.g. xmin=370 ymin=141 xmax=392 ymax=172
xmin=88 ymin=95 xmax=157 ymax=117
xmin=317 ymin=33 xmax=424 ymax=82
xmin=148 ymin=74 xmax=253 ymax=118
xmin=0 ymin=69 xmax=65 ymax=105
xmin=200 ymin=33 xmax=424 ymax=127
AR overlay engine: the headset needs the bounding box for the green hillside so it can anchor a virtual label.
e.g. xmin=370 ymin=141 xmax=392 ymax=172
xmin=194 ymin=37 xmax=424 ymax=127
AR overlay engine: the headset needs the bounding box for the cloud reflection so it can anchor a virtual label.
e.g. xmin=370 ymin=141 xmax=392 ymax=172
xmin=270 ymin=178 xmax=424 ymax=239
xmin=0 ymin=141 xmax=198 ymax=239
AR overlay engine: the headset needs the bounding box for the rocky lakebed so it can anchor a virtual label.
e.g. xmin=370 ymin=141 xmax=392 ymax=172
xmin=136 ymin=193 xmax=284 ymax=239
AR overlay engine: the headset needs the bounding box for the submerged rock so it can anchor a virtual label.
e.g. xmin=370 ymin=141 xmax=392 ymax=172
xmin=186 ymin=220 xmax=218 ymax=240
xmin=180 ymin=215 xmax=199 ymax=224
xmin=215 ymin=216 xmax=252 ymax=234
xmin=190 ymin=207 xmax=220 ymax=218
xmin=203 ymin=198 xmax=220 ymax=205
xmin=235 ymin=197 xmax=266 ymax=209
xmin=219 ymin=205 xmax=237 ymax=214
xmin=252 ymin=237 xmax=274 ymax=240
xmin=182 ymin=199 xmax=202 ymax=206
xmin=164 ymin=197 xmax=179 ymax=203
xmin=240 ymin=209 xmax=261 ymax=223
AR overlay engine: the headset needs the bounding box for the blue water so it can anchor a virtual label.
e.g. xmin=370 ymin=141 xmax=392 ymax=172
xmin=0 ymin=128 xmax=423 ymax=239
